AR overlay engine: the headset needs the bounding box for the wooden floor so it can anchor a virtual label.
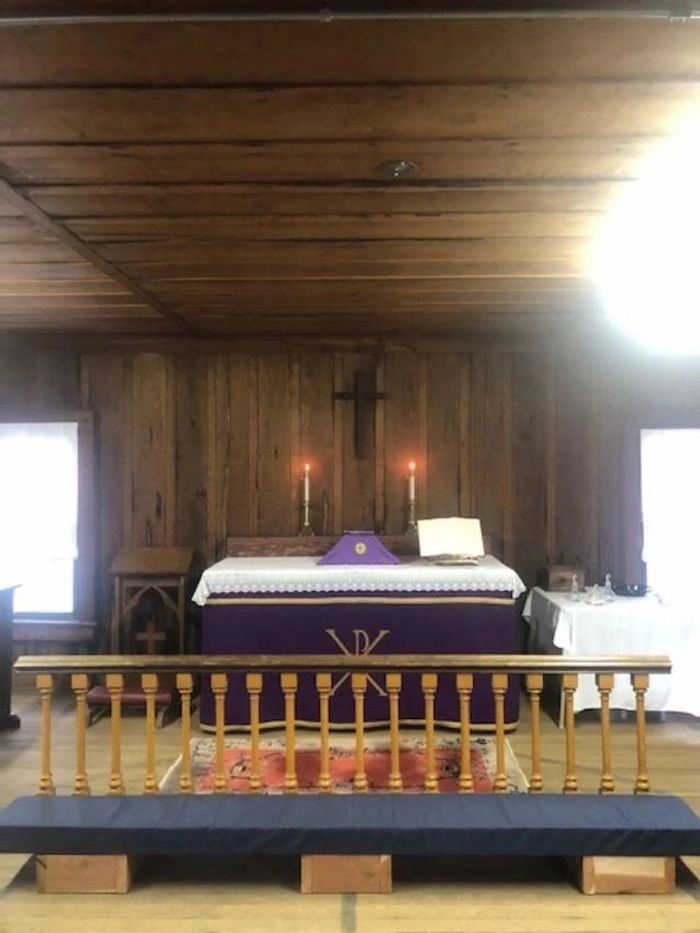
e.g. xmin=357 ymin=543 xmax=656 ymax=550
xmin=0 ymin=684 xmax=698 ymax=933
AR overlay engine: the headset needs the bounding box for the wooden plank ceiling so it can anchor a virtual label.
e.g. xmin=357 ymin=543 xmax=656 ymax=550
xmin=0 ymin=2 xmax=698 ymax=337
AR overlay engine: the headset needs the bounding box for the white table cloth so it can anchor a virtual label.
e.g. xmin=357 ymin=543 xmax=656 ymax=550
xmin=523 ymin=587 xmax=700 ymax=716
xmin=193 ymin=555 xmax=526 ymax=606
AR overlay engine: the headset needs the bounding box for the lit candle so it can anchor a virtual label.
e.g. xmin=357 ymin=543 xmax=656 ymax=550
xmin=302 ymin=462 xmax=311 ymax=501
xmin=407 ymin=460 xmax=416 ymax=501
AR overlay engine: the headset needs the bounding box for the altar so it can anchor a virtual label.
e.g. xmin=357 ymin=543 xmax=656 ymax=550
xmin=193 ymin=555 xmax=526 ymax=730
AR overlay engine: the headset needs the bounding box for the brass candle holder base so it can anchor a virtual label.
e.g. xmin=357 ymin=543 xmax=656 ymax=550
xmin=406 ymin=499 xmax=417 ymax=534
xmin=299 ymin=499 xmax=314 ymax=537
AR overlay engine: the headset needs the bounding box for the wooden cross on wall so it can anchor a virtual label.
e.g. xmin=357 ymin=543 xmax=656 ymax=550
xmin=333 ymin=369 xmax=387 ymax=460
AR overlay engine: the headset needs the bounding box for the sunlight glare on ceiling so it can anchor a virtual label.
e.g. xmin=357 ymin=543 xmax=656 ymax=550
xmin=592 ymin=117 xmax=700 ymax=355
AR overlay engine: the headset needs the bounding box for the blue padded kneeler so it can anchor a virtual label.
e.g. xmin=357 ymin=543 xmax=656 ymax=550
xmin=0 ymin=794 xmax=699 ymax=858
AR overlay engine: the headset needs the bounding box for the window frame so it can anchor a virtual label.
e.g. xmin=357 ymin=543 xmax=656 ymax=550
xmin=0 ymin=409 xmax=95 ymax=621
xmin=621 ymin=408 xmax=700 ymax=586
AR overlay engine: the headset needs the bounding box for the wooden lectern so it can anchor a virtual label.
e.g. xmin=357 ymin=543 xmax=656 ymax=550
xmin=109 ymin=547 xmax=194 ymax=654
xmin=88 ymin=547 xmax=194 ymax=727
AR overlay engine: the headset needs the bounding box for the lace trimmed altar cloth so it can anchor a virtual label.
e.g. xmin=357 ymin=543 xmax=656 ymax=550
xmin=192 ymin=555 xmax=526 ymax=605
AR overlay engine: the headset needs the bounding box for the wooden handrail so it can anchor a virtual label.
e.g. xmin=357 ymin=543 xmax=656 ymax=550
xmin=13 ymin=654 xmax=673 ymax=675
xmin=25 ymin=653 xmax=668 ymax=797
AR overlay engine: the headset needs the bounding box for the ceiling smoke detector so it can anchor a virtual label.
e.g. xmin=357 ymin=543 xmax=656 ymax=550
xmin=380 ymin=160 xmax=420 ymax=180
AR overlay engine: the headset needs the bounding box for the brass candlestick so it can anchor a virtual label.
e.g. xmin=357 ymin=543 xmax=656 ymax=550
xmin=406 ymin=461 xmax=417 ymax=533
xmin=299 ymin=463 xmax=314 ymax=536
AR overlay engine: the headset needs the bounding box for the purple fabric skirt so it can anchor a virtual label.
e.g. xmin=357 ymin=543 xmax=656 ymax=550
xmin=199 ymin=591 xmax=519 ymax=729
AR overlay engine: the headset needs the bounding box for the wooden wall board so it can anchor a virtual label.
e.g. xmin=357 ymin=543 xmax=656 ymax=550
xmin=470 ymin=352 xmax=510 ymax=561
xmin=381 ymin=350 xmax=420 ymax=534
xmin=80 ymin=352 xmax=127 ymax=631
xmin=0 ymin=344 xmax=37 ymax=405
xmin=335 ymin=351 xmax=377 ymax=532
xmin=424 ymin=353 xmax=461 ymax=521
xmin=256 ymin=354 xmax=294 ymax=535
xmin=34 ymin=347 xmax=81 ymax=408
xmin=553 ymin=346 xmax=600 ymax=578
xmin=510 ymin=352 xmax=550 ymax=586
xmin=129 ymin=353 xmax=175 ymax=547
xmin=299 ymin=352 xmax=335 ymax=535
xmin=221 ymin=353 xmax=257 ymax=541
xmin=204 ymin=353 xmax=229 ymax=557
xmin=174 ymin=353 xmax=209 ymax=575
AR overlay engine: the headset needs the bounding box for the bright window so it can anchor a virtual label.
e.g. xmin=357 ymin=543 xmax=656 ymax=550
xmin=0 ymin=422 xmax=79 ymax=614
xmin=640 ymin=428 xmax=700 ymax=606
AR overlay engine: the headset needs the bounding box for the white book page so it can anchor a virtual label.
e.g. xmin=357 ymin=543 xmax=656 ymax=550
xmin=417 ymin=517 xmax=485 ymax=558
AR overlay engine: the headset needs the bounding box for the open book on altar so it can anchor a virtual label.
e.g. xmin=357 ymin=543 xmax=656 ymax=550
xmin=417 ymin=517 xmax=485 ymax=564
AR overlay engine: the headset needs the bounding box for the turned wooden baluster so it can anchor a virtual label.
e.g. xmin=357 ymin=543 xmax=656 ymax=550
xmin=36 ymin=674 xmax=55 ymax=796
xmin=281 ymin=673 xmax=298 ymax=793
xmin=106 ymin=673 xmax=125 ymax=794
xmin=526 ymin=673 xmax=544 ymax=793
xmin=142 ymin=673 xmax=159 ymax=794
xmin=491 ymin=673 xmax=508 ymax=793
xmin=352 ymin=673 xmax=369 ymax=792
xmin=246 ymin=673 xmax=263 ymax=792
xmin=176 ymin=673 xmax=194 ymax=793
xmin=422 ymin=673 xmax=438 ymax=793
xmin=71 ymin=673 xmax=90 ymax=796
xmin=632 ymin=673 xmax=650 ymax=794
xmin=386 ymin=673 xmax=403 ymax=791
xmin=316 ymin=673 xmax=332 ymax=792
xmin=562 ymin=672 xmax=578 ymax=793
xmin=211 ymin=673 xmax=228 ymax=793
xmin=456 ymin=673 xmax=474 ymax=793
xmin=596 ymin=673 xmax=615 ymax=793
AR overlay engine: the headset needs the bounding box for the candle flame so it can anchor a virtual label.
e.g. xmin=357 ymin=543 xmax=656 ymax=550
xmin=303 ymin=462 xmax=311 ymax=473
xmin=408 ymin=460 xmax=416 ymax=472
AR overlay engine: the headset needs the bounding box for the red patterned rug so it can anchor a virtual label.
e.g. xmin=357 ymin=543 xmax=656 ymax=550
xmin=160 ymin=732 xmax=527 ymax=794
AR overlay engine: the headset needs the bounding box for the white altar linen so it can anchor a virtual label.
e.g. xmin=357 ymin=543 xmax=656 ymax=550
xmin=193 ymin=555 xmax=526 ymax=606
xmin=523 ymin=587 xmax=700 ymax=717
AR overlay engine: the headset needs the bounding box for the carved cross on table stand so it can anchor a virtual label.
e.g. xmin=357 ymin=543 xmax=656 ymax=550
xmin=135 ymin=617 xmax=167 ymax=655
xmin=333 ymin=369 xmax=387 ymax=459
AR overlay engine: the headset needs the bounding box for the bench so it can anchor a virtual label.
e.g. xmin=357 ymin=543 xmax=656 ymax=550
xmin=1 ymin=793 xmax=699 ymax=895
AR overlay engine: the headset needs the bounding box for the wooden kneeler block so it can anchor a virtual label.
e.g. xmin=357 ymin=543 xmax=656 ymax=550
xmin=575 ymin=856 xmax=676 ymax=895
xmin=301 ymin=855 xmax=392 ymax=894
xmin=36 ymin=855 xmax=135 ymax=894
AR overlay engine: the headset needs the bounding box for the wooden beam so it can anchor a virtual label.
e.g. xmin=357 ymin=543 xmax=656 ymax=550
xmin=0 ymin=84 xmax=696 ymax=144
xmin=0 ymin=19 xmax=698 ymax=86
xmin=96 ymin=238 xmax=591 ymax=264
xmin=0 ymin=138 xmax=660 ymax=185
xmin=0 ymin=177 xmax=196 ymax=334
xmin=23 ymin=180 xmax=630 ymax=217
xmin=64 ymin=211 xmax=602 ymax=241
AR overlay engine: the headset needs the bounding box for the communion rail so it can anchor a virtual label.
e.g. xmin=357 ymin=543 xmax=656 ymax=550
xmin=9 ymin=653 xmax=677 ymax=797
xmin=1 ymin=653 xmax=699 ymax=896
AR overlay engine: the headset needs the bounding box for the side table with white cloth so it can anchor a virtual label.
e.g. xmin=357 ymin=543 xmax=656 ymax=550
xmin=523 ymin=587 xmax=700 ymax=722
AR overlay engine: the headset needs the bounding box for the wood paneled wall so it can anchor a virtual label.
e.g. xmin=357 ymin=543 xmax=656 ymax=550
xmin=2 ymin=331 xmax=700 ymax=635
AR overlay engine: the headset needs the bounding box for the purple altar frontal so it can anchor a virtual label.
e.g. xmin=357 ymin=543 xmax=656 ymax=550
xmin=199 ymin=591 xmax=520 ymax=731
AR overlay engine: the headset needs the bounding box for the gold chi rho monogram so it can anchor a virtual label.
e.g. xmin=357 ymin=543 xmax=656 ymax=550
xmin=325 ymin=628 xmax=390 ymax=696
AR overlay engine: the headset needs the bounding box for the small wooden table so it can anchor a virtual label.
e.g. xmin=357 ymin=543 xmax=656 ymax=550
xmin=0 ymin=585 xmax=20 ymax=730
xmin=109 ymin=547 xmax=194 ymax=654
